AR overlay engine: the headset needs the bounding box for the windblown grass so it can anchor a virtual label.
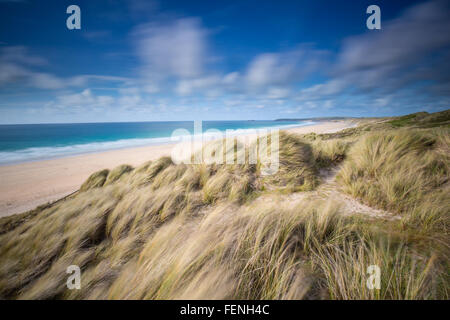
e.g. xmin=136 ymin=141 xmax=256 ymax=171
xmin=0 ymin=110 xmax=448 ymax=299
xmin=104 ymin=165 xmax=133 ymax=186
xmin=80 ymin=169 xmax=109 ymax=192
xmin=337 ymin=129 xmax=449 ymax=219
xmin=310 ymin=138 xmax=353 ymax=169
xmin=335 ymin=127 xmax=449 ymax=299
xmin=261 ymin=133 xmax=318 ymax=192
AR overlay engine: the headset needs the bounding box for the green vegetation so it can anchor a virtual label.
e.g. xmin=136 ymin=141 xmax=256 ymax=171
xmin=387 ymin=112 xmax=428 ymax=127
xmin=0 ymin=109 xmax=448 ymax=299
xmin=387 ymin=110 xmax=450 ymax=128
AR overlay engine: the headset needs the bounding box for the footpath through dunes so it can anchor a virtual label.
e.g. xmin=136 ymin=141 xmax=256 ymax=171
xmin=0 ymin=113 xmax=448 ymax=299
xmin=255 ymin=165 xmax=397 ymax=220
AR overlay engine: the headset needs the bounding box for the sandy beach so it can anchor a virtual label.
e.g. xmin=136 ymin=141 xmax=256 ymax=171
xmin=0 ymin=120 xmax=355 ymax=217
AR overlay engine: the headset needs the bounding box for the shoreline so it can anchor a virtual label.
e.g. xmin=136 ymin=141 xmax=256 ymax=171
xmin=0 ymin=120 xmax=355 ymax=218
xmin=0 ymin=121 xmax=316 ymax=167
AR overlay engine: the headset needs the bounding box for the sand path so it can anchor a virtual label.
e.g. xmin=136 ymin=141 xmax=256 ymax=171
xmin=255 ymin=165 xmax=397 ymax=220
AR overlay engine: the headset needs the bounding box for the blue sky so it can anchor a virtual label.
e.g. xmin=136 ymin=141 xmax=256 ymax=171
xmin=0 ymin=0 xmax=449 ymax=123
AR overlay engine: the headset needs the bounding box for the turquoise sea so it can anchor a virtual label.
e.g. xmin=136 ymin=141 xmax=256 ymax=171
xmin=0 ymin=120 xmax=315 ymax=165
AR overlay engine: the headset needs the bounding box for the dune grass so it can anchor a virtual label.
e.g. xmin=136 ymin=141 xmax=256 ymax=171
xmin=79 ymin=169 xmax=109 ymax=192
xmin=337 ymin=129 xmax=449 ymax=219
xmin=104 ymin=165 xmax=134 ymax=186
xmin=261 ymin=133 xmax=318 ymax=192
xmin=0 ymin=110 xmax=448 ymax=299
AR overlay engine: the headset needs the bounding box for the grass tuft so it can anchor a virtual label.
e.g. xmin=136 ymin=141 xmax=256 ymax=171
xmin=80 ymin=169 xmax=110 ymax=192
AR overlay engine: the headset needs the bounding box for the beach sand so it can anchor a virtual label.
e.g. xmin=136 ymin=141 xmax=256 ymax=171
xmin=0 ymin=120 xmax=355 ymax=217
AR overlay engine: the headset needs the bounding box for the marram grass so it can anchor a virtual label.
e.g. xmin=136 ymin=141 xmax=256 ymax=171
xmin=0 ymin=110 xmax=448 ymax=299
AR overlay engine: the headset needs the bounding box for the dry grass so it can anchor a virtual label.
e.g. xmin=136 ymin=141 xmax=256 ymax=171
xmin=104 ymin=165 xmax=133 ymax=186
xmin=0 ymin=110 xmax=448 ymax=299
xmin=310 ymin=138 xmax=353 ymax=169
xmin=261 ymin=133 xmax=318 ymax=192
xmin=79 ymin=169 xmax=109 ymax=192
xmin=337 ymin=129 xmax=449 ymax=222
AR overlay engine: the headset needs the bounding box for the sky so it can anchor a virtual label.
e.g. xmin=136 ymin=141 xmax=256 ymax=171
xmin=0 ymin=0 xmax=449 ymax=124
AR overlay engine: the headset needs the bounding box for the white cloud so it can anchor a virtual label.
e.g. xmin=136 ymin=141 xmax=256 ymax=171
xmin=246 ymin=53 xmax=281 ymax=87
xmin=0 ymin=46 xmax=46 ymax=66
xmin=4 ymin=1 xmax=449 ymax=120
xmin=334 ymin=0 xmax=450 ymax=92
xmin=294 ymin=0 xmax=450 ymax=113
xmin=222 ymin=72 xmax=240 ymax=84
xmin=118 ymin=87 xmax=140 ymax=95
xmin=297 ymin=79 xmax=347 ymax=101
xmin=117 ymin=94 xmax=144 ymax=110
xmin=175 ymin=75 xmax=221 ymax=95
xmin=130 ymin=18 xmax=327 ymax=102
xmin=0 ymin=46 xmax=130 ymax=90
xmin=135 ymin=18 xmax=209 ymax=79
xmin=0 ymin=46 xmax=65 ymax=89
xmin=28 ymin=73 xmax=67 ymax=89
xmin=143 ymin=84 xmax=160 ymax=94
xmin=338 ymin=1 xmax=450 ymax=74
xmin=266 ymin=87 xmax=290 ymax=99
xmin=245 ymin=48 xmax=326 ymax=89
xmin=52 ymin=89 xmax=114 ymax=109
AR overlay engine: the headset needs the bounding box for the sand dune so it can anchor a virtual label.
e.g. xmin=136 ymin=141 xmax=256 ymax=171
xmin=0 ymin=121 xmax=354 ymax=217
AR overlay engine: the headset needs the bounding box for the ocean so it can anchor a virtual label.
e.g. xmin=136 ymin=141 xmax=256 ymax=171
xmin=0 ymin=120 xmax=314 ymax=165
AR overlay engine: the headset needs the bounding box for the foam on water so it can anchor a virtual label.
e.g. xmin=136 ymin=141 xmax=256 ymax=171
xmin=0 ymin=121 xmax=315 ymax=165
